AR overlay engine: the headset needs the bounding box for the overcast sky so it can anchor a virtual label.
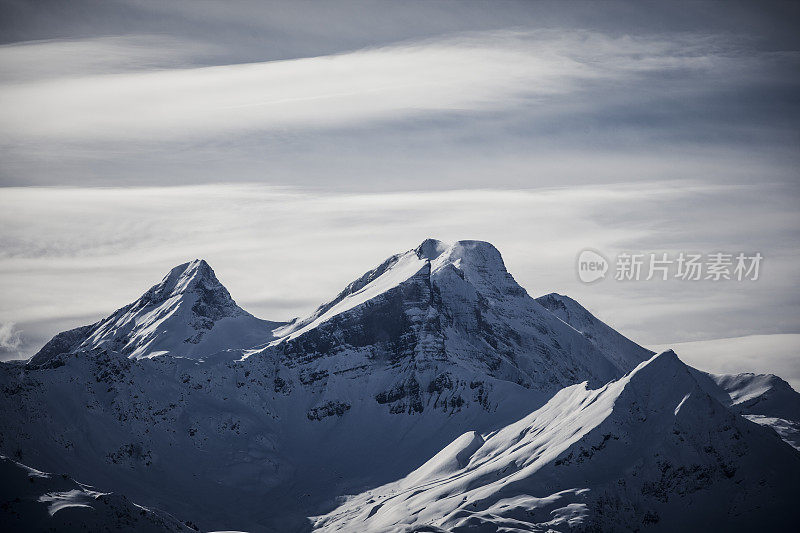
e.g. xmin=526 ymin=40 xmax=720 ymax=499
xmin=0 ymin=1 xmax=798 ymax=385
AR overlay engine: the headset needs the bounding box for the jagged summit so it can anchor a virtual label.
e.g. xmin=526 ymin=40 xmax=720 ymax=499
xmin=30 ymin=259 xmax=283 ymax=364
xmin=155 ymin=259 xmax=217 ymax=296
xmin=274 ymin=239 xmax=518 ymax=344
xmin=133 ymin=259 xmax=240 ymax=318
xmin=413 ymin=239 xmax=506 ymax=268
xmin=620 ymin=349 xmax=697 ymax=399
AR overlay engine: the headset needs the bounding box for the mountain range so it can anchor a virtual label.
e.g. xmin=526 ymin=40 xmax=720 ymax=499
xmin=1 ymin=239 xmax=798 ymax=532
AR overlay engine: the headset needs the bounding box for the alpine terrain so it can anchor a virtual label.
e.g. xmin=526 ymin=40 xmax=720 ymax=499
xmin=1 ymin=240 xmax=798 ymax=532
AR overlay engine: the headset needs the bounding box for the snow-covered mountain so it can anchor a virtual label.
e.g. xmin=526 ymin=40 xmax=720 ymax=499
xmin=1 ymin=239 xmax=798 ymax=531
xmin=29 ymin=259 xmax=283 ymax=365
xmin=262 ymin=239 xmax=641 ymax=415
xmin=693 ymin=371 xmax=800 ymax=450
xmin=314 ymin=351 xmax=800 ymax=532
xmin=537 ymin=292 xmax=800 ymax=451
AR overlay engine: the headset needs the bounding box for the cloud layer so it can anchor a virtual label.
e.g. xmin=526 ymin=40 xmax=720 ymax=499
xmin=1 ymin=183 xmax=797 ymax=365
xmin=0 ymin=24 xmax=797 ymax=189
xmin=0 ymin=31 xmax=744 ymax=142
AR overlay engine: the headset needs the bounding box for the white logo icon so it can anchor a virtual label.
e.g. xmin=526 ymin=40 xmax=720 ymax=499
xmin=577 ymin=249 xmax=608 ymax=283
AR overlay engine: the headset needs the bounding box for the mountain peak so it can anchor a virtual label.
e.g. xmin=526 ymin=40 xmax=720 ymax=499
xmin=167 ymin=258 xmax=210 ymax=275
xmin=415 ymin=238 xmax=448 ymax=260
xmin=631 ymin=348 xmax=681 ymax=374
xmin=29 ymin=258 xmax=282 ymax=363
xmin=270 ymin=238 xmax=626 ymax=398
xmin=413 ymin=239 xmax=505 ymax=266
xmin=135 ymin=258 xmax=237 ymax=315
xmin=625 ymin=349 xmax=687 ymax=387
xmin=616 ymin=350 xmax=705 ymax=416
xmin=154 ymin=258 xmax=218 ymax=298
xmin=435 ymin=240 xmax=505 ymax=269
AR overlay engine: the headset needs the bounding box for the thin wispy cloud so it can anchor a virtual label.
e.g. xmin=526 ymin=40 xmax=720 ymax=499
xmin=0 ymin=30 xmax=725 ymax=142
xmin=10 ymin=27 xmax=800 ymax=149
xmin=0 ymin=34 xmax=221 ymax=83
xmin=1 ymin=25 xmax=796 ymax=190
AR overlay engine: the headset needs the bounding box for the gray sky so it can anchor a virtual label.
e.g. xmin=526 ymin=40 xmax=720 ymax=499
xmin=0 ymin=1 xmax=798 ymax=384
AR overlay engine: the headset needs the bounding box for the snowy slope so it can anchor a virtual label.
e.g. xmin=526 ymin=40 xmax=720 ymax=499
xmin=29 ymin=259 xmax=283 ymax=364
xmin=315 ymin=351 xmax=800 ymax=532
xmin=0 ymin=455 xmax=194 ymax=532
